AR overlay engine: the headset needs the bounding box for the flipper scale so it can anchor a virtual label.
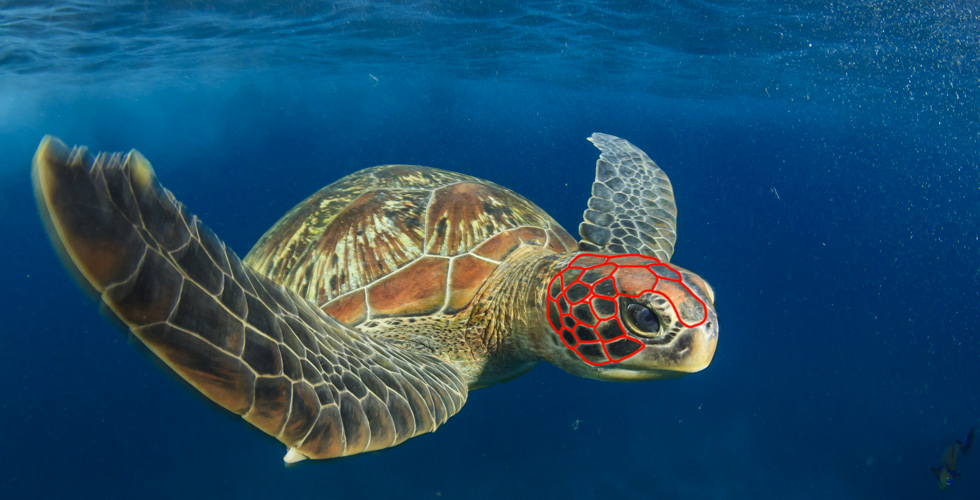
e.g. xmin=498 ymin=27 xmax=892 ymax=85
xmin=580 ymin=133 xmax=678 ymax=262
xmin=33 ymin=136 xmax=468 ymax=461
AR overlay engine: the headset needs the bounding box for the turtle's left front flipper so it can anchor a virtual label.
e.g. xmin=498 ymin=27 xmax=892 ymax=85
xmin=579 ymin=133 xmax=678 ymax=262
xmin=32 ymin=136 xmax=468 ymax=461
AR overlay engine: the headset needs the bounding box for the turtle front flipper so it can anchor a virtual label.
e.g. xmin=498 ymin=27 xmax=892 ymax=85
xmin=32 ymin=136 xmax=468 ymax=462
xmin=579 ymin=133 xmax=678 ymax=262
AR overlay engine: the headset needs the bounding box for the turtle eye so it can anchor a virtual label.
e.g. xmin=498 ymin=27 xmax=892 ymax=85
xmin=624 ymin=302 xmax=661 ymax=336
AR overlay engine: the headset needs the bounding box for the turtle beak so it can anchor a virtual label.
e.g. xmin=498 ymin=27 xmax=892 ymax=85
xmin=672 ymin=271 xmax=718 ymax=374
xmin=602 ymin=312 xmax=718 ymax=381
xmin=674 ymin=306 xmax=718 ymax=373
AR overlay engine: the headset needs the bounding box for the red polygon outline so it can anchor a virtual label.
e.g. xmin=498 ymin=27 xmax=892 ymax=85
xmin=546 ymin=253 xmax=708 ymax=366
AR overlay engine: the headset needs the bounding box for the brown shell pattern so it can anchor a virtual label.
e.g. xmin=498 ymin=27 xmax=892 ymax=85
xmin=244 ymin=165 xmax=578 ymax=325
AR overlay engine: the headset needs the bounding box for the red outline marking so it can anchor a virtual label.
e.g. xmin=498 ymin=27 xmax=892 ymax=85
xmin=546 ymin=253 xmax=708 ymax=366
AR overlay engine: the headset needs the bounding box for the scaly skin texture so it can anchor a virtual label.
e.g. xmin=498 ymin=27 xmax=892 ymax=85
xmin=32 ymin=137 xmax=469 ymax=461
xmin=355 ymin=246 xmax=564 ymax=388
xmin=359 ymin=241 xmax=718 ymax=388
xmin=459 ymin=246 xmax=566 ymax=387
xmin=461 ymin=246 xmax=718 ymax=384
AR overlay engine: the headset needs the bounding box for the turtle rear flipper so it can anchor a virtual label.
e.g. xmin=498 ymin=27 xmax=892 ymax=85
xmin=32 ymin=136 xmax=468 ymax=461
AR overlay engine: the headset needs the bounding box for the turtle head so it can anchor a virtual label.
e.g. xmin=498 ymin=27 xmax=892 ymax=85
xmin=544 ymin=253 xmax=718 ymax=381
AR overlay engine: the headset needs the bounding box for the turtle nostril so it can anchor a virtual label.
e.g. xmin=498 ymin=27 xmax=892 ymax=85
xmin=705 ymin=321 xmax=719 ymax=338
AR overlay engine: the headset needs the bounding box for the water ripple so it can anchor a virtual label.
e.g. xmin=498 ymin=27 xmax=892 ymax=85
xmin=1 ymin=0 xmax=977 ymax=122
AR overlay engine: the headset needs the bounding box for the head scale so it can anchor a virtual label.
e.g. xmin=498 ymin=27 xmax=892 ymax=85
xmin=546 ymin=253 xmax=718 ymax=380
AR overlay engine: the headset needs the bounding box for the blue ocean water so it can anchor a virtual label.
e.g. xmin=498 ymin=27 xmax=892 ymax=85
xmin=1 ymin=1 xmax=978 ymax=499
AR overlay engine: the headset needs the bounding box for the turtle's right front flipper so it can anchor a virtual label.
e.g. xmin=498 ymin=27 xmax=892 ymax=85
xmin=32 ymin=136 xmax=468 ymax=461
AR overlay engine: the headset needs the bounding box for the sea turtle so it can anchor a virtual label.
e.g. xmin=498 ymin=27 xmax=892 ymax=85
xmin=33 ymin=132 xmax=718 ymax=463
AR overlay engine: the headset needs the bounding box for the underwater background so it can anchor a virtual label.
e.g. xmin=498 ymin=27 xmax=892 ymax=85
xmin=1 ymin=1 xmax=978 ymax=498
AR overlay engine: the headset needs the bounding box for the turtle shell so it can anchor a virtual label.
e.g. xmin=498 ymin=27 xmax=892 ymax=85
xmin=244 ymin=165 xmax=578 ymax=326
